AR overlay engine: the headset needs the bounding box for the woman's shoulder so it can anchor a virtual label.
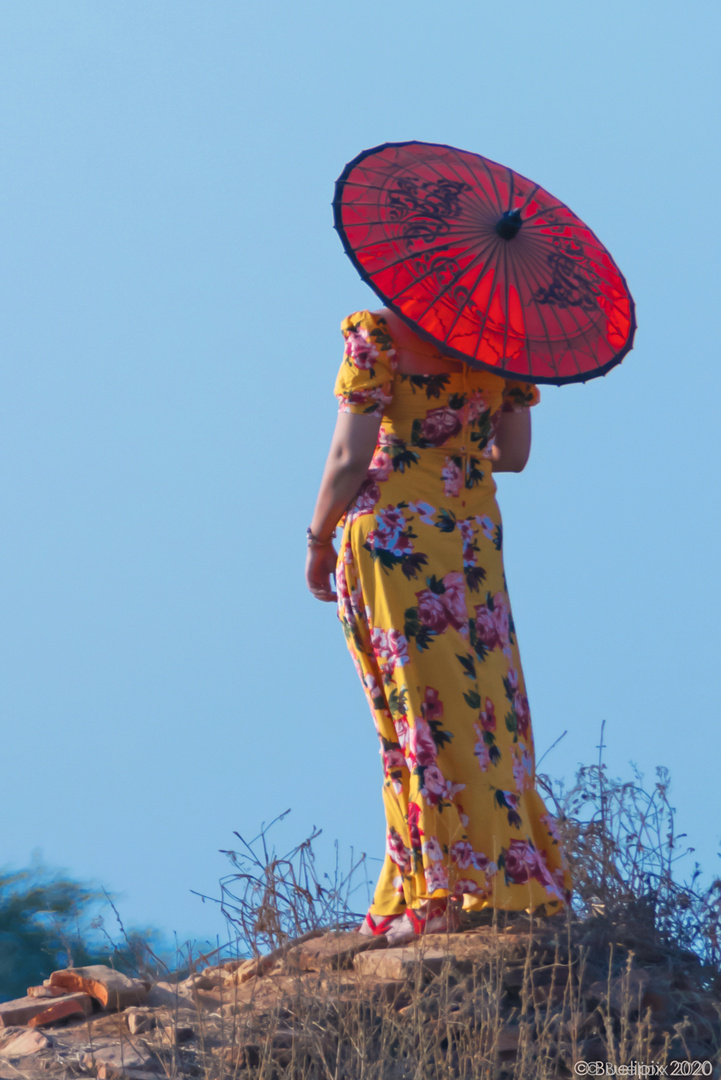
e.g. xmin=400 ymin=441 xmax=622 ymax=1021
xmin=340 ymin=308 xmax=392 ymax=334
xmin=340 ymin=309 xmax=397 ymax=362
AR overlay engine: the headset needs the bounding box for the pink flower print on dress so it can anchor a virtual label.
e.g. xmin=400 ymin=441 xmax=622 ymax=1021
xmin=420 ymin=764 xmax=449 ymax=806
xmin=344 ymin=326 xmax=379 ymax=369
xmin=540 ymin=812 xmax=562 ymax=844
xmin=473 ymin=724 xmax=491 ymax=771
xmin=418 ymin=406 xmax=462 ymax=446
xmin=339 ymin=385 xmax=393 ymax=415
xmin=479 ymin=697 xmax=496 ymax=732
xmin=458 ymin=520 xmax=475 ymax=545
xmin=492 ymin=592 xmax=511 ymax=646
xmin=386 ymin=827 xmax=411 ymax=873
xmin=421 ymin=837 xmax=444 ymax=862
xmin=470 ymin=850 xmax=494 ymax=873
xmin=370 ymin=625 xmax=409 ymax=680
xmin=408 ymin=500 xmax=436 ymax=525
xmin=347 ymin=477 xmax=380 ymax=519
xmin=514 ymin=690 xmax=531 ymax=739
xmin=441 ymin=457 xmax=463 ymax=497
xmin=368 ymin=448 xmax=393 ymax=482
xmin=498 ymin=790 xmax=523 ymax=830
xmin=392 ymin=531 xmax=414 ymax=556
xmin=420 ymin=765 xmax=465 ymax=807
xmin=366 ymin=522 xmax=396 ymax=552
xmin=504 ymin=841 xmax=563 ymax=898
xmin=383 ymin=747 xmax=407 ymax=775
xmin=416 ymin=589 xmax=450 ymax=633
xmin=503 ymin=839 xmax=539 ymax=885
xmin=463 ymin=389 xmax=488 ymax=423
xmin=421 ymin=686 xmax=444 ymax=723
xmin=475 ymin=604 xmax=501 ymax=651
xmin=450 ymin=840 xmax=475 ymax=869
xmin=407 ymin=801 xmax=423 ymax=849
xmin=476 ymin=514 xmax=495 ymax=539
xmin=386 ymin=629 xmax=410 ymax=668
xmin=409 ymin=716 xmax=437 ymax=768
xmin=335 ymin=558 xmax=350 ymax=603
xmin=363 ymin=672 xmax=382 ymax=701
xmin=452 ymin=878 xmax=484 ymax=896
xmin=395 ymin=716 xmax=410 ymax=755
xmin=424 ymin=863 xmax=449 ymax=893
xmin=377 ymin=506 xmax=406 ymax=532
xmin=481 ymin=409 xmax=502 ymax=459
xmin=360 ymin=669 xmax=382 ymax=712
xmin=512 ymin=744 xmax=534 ymax=792
xmin=439 ymin=572 xmax=468 ymax=635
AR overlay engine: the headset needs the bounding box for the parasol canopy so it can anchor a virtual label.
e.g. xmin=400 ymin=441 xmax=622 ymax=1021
xmin=333 ymin=141 xmax=636 ymax=385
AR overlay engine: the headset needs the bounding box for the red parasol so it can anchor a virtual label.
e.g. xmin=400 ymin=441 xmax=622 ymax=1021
xmin=333 ymin=141 xmax=636 ymax=385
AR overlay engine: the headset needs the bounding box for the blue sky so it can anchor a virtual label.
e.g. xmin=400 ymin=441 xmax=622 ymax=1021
xmin=0 ymin=0 xmax=718 ymax=949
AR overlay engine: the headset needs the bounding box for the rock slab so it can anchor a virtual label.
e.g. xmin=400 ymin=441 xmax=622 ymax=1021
xmin=0 ymin=1029 xmax=53 ymax=1057
xmin=28 ymin=994 xmax=94 ymax=1027
xmin=49 ymin=965 xmax=148 ymax=1010
xmin=0 ymin=992 xmax=92 ymax=1028
xmin=286 ymin=930 xmax=388 ymax=972
xmin=353 ymin=946 xmax=450 ymax=980
xmin=81 ymin=1037 xmax=155 ymax=1072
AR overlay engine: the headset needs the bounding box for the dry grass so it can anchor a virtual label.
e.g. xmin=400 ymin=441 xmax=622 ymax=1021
xmin=135 ymin=726 xmax=718 ymax=1079
xmin=91 ymin=728 xmax=721 ymax=1079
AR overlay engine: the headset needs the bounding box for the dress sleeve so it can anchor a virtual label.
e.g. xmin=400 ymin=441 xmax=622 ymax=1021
xmin=502 ymin=379 xmax=541 ymax=411
xmin=334 ymin=310 xmax=397 ymax=417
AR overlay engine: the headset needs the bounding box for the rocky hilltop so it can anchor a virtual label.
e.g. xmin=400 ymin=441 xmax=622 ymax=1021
xmin=0 ymin=907 xmax=720 ymax=1079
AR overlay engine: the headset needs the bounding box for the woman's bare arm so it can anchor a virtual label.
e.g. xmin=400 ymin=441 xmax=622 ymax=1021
xmin=309 ymin=411 xmax=382 ymax=539
xmin=306 ymin=411 xmax=382 ymax=602
xmin=489 ymin=407 xmax=532 ymax=473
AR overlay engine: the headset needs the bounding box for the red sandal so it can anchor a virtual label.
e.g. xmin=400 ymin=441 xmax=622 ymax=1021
xmin=406 ymin=900 xmax=460 ymax=935
xmin=357 ymin=911 xmax=405 ymax=936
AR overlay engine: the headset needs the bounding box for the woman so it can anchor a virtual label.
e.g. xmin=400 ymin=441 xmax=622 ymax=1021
xmin=306 ymin=307 xmax=573 ymax=940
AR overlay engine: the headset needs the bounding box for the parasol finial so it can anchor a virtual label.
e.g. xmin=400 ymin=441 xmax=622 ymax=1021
xmin=494 ymin=209 xmax=523 ymax=240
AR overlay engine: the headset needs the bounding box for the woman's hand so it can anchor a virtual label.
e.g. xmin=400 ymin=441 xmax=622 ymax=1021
xmin=305 ymin=542 xmax=338 ymax=602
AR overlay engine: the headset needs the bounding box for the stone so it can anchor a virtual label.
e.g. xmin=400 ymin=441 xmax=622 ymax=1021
xmin=180 ymin=973 xmax=219 ymax=991
xmin=81 ymin=1037 xmax=155 ymax=1072
xmin=641 ymin=987 xmax=674 ymax=1019
xmin=529 ymin=980 xmax=567 ymax=1008
xmin=0 ymin=992 xmax=91 ymax=1028
xmin=222 ymin=1043 xmax=261 ymax=1069
xmin=285 ymin=930 xmax=388 ymax=972
xmin=159 ymin=1022 xmax=194 ymax=1045
xmin=26 ymin=985 xmax=68 ymax=999
xmin=125 ymin=1008 xmax=156 ymax=1035
xmin=353 ymin=946 xmax=450 ymax=981
xmin=495 ymin=1025 xmax=520 ymax=1053
xmin=501 ymin=965 xmax=526 ymax=990
xmin=0 ymin=1029 xmax=53 ymax=1057
xmin=49 ymin=965 xmax=149 ymax=1010
xmin=580 ymin=1036 xmax=609 ymax=1060
xmin=28 ymin=993 xmax=94 ymax=1027
xmin=96 ymin=1068 xmax=160 ymax=1080
xmin=232 ymin=956 xmax=276 ymax=984
xmin=584 ymin=968 xmax=651 ymax=1015
xmin=143 ymin=981 xmax=195 ymax=1010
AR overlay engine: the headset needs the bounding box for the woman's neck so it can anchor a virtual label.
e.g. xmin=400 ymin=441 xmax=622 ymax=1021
xmin=374 ymin=307 xmax=465 ymax=374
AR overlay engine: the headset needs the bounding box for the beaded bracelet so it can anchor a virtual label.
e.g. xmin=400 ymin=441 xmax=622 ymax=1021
xmin=306 ymin=525 xmax=337 ymax=547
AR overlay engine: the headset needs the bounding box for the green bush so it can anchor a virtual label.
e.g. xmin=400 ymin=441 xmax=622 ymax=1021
xmin=0 ymin=864 xmax=163 ymax=1002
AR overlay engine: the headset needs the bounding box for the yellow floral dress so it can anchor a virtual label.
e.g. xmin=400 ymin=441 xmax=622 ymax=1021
xmin=334 ymin=310 xmax=574 ymax=918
